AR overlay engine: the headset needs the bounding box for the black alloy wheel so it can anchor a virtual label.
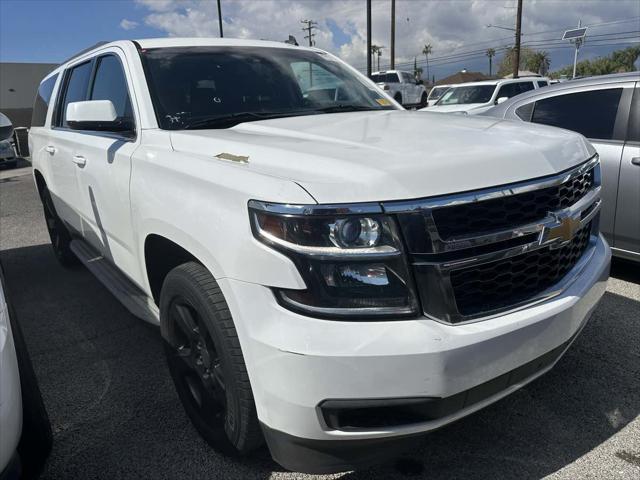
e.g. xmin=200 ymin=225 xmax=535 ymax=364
xmin=40 ymin=187 xmax=78 ymax=267
xmin=161 ymin=262 xmax=263 ymax=455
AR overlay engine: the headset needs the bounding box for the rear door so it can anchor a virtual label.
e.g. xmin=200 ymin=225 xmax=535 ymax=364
xmin=48 ymin=59 xmax=94 ymax=233
xmin=516 ymin=82 xmax=635 ymax=246
xmin=73 ymin=50 xmax=140 ymax=277
xmin=614 ymin=84 xmax=640 ymax=257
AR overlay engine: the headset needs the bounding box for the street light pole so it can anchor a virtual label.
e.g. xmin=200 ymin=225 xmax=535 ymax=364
xmin=390 ymin=0 xmax=396 ymax=69
xmin=513 ymin=0 xmax=523 ymax=78
xmin=366 ymin=0 xmax=372 ymax=78
xmin=217 ymin=0 xmax=223 ymax=38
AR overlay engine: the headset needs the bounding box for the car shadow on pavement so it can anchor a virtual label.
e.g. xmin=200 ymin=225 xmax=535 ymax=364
xmin=0 ymin=242 xmax=638 ymax=480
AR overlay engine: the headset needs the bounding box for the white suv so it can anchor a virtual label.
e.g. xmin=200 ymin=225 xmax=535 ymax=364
xmin=422 ymin=77 xmax=550 ymax=115
xmin=371 ymin=70 xmax=428 ymax=107
xmin=30 ymin=38 xmax=609 ymax=474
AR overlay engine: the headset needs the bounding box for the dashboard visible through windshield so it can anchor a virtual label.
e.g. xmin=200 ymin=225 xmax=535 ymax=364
xmin=140 ymin=46 xmax=397 ymax=129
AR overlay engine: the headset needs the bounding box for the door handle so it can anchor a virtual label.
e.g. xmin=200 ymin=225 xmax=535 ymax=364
xmin=72 ymin=155 xmax=87 ymax=167
xmin=45 ymin=145 xmax=56 ymax=154
xmin=632 ymin=157 xmax=640 ymax=166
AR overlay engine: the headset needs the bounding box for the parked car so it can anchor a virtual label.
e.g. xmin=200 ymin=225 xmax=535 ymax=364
xmin=483 ymin=72 xmax=639 ymax=262
xmin=0 ymin=263 xmax=52 ymax=479
xmin=371 ymin=70 xmax=428 ymax=107
xmin=422 ymin=77 xmax=550 ymax=114
xmin=30 ymin=38 xmax=610 ymax=474
xmin=425 ymin=84 xmax=451 ymax=107
xmin=0 ymin=113 xmax=17 ymax=169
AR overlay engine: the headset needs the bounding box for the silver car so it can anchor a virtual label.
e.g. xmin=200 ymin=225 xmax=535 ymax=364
xmin=483 ymin=72 xmax=640 ymax=262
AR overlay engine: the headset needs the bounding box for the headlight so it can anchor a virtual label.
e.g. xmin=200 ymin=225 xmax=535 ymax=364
xmin=249 ymin=201 xmax=419 ymax=319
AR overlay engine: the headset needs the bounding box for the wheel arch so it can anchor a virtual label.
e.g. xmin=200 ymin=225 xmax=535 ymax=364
xmin=33 ymin=169 xmax=46 ymax=199
xmin=143 ymin=232 xmax=208 ymax=306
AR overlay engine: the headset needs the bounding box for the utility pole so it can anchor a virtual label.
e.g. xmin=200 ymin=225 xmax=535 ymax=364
xmin=301 ymin=19 xmax=318 ymax=47
xmin=573 ymin=20 xmax=583 ymax=79
xmin=513 ymin=0 xmax=523 ymax=78
xmin=390 ymin=0 xmax=396 ymax=69
xmin=217 ymin=0 xmax=223 ymax=38
xmin=366 ymin=0 xmax=372 ymax=78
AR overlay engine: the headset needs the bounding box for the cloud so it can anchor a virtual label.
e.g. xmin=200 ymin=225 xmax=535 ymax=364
xmin=120 ymin=18 xmax=139 ymax=30
xmin=134 ymin=0 xmax=640 ymax=77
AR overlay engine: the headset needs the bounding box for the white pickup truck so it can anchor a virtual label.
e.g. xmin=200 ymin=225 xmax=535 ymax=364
xmin=371 ymin=70 xmax=428 ymax=108
xmin=30 ymin=38 xmax=610 ymax=474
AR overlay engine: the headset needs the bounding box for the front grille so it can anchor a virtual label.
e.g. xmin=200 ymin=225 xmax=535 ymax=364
xmin=432 ymin=168 xmax=594 ymax=240
xmin=450 ymin=223 xmax=592 ymax=316
xmin=385 ymin=156 xmax=600 ymax=323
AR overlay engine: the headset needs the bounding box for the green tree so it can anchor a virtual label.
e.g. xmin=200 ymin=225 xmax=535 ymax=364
xmin=497 ymin=46 xmax=537 ymax=77
xmin=526 ymin=51 xmax=551 ymax=75
xmin=550 ymin=46 xmax=640 ymax=78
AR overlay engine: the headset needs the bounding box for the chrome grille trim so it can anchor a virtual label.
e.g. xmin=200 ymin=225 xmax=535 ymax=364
xmin=385 ymin=155 xmax=601 ymax=324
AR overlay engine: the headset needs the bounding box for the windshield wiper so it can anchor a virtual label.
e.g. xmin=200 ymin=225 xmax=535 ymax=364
xmin=183 ymin=111 xmax=309 ymax=129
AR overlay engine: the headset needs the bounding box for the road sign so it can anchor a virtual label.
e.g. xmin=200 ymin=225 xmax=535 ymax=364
xmin=562 ymin=27 xmax=587 ymax=40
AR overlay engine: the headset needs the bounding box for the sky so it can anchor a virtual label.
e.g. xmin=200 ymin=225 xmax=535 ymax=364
xmin=1 ymin=0 xmax=639 ymax=80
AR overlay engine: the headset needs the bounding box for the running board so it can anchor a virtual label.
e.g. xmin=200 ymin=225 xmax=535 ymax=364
xmin=70 ymin=239 xmax=160 ymax=325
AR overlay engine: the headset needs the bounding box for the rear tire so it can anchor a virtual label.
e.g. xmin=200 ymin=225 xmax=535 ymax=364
xmin=160 ymin=262 xmax=263 ymax=455
xmin=40 ymin=186 xmax=79 ymax=267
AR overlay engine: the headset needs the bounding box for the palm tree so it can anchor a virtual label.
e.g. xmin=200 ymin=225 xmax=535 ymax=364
xmin=528 ymin=51 xmax=551 ymax=75
xmin=486 ymin=48 xmax=496 ymax=76
xmin=422 ymin=44 xmax=432 ymax=84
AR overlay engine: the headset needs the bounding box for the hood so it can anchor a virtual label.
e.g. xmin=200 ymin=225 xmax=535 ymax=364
xmin=169 ymin=110 xmax=595 ymax=204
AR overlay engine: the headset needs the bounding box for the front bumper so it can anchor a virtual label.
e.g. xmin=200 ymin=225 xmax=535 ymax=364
xmin=219 ymin=234 xmax=610 ymax=473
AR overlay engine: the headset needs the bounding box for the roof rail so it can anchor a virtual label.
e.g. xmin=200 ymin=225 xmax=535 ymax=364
xmin=61 ymin=41 xmax=111 ymax=64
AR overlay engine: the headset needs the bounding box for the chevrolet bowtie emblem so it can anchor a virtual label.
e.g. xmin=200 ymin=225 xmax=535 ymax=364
xmin=540 ymin=211 xmax=581 ymax=248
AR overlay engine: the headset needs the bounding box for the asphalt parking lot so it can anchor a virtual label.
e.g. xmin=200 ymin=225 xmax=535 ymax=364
xmin=1 ymin=164 xmax=639 ymax=480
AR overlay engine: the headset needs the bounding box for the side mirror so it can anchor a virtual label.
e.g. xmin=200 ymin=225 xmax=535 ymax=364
xmin=66 ymin=100 xmax=132 ymax=132
xmin=495 ymin=96 xmax=509 ymax=105
xmin=0 ymin=112 xmax=13 ymax=141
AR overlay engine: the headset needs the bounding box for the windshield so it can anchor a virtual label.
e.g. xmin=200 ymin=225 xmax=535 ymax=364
xmin=428 ymin=86 xmax=449 ymax=100
xmin=140 ymin=46 xmax=397 ymax=130
xmin=435 ymin=85 xmax=496 ymax=105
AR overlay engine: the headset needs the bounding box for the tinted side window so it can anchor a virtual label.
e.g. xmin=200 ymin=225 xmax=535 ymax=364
xmin=519 ymin=82 xmax=535 ymax=93
xmin=90 ymin=55 xmax=134 ymax=122
xmin=31 ymin=74 xmax=58 ymax=127
xmin=537 ymin=80 xmax=549 ymax=88
xmin=627 ymin=86 xmax=639 ymax=143
xmin=531 ymin=88 xmax=623 ymax=140
xmin=496 ymin=83 xmax=518 ymax=99
xmin=58 ymin=61 xmax=92 ymax=127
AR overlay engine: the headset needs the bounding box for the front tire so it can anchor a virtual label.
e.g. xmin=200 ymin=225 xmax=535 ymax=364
xmin=394 ymin=93 xmax=403 ymax=105
xmin=160 ymin=262 xmax=263 ymax=455
xmin=420 ymin=92 xmax=428 ymax=109
xmin=40 ymin=186 xmax=79 ymax=267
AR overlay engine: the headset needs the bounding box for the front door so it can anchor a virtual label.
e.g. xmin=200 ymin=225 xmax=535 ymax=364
xmin=73 ymin=51 xmax=140 ymax=280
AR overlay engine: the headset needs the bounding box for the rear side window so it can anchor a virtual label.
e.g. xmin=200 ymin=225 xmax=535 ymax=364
xmin=90 ymin=55 xmax=134 ymax=124
xmin=537 ymin=80 xmax=549 ymax=88
xmin=32 ymin=74 xmax=58 ymax=127
xmin=498 ymin=82 xmax=534 ymax=100
xmin=57 ymin=61 xmax=92 ymax=127
xmin=515 ymin=102 xmax=534 ymax=121
xmin=530 ymin=88 xmax=623 ymax=140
